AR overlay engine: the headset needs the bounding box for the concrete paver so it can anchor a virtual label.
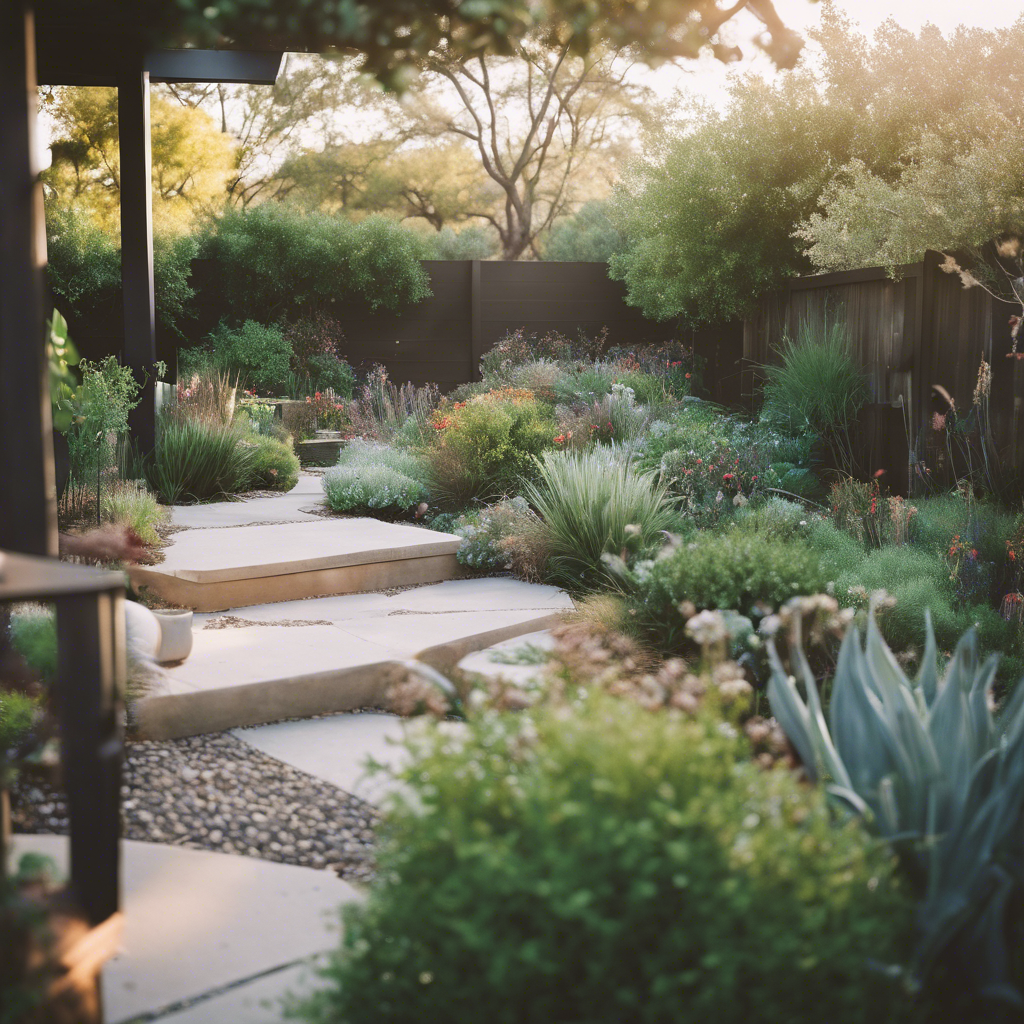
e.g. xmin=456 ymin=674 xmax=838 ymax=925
xmin=10 ymin=835 xmax=354 ymax=1024
xmin=233 ymin=712 xmax=406 ymax=804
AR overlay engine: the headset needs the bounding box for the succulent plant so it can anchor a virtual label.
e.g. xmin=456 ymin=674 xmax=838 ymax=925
xmin=768 ymin=607 xmax=1024 ymax=1005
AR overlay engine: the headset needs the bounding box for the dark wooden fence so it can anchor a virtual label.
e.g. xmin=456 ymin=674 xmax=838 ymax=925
xmin=742 ymin=252 xmax=1019 ymax=491
xmin=187 ymin=258 xmax=743 ymax=400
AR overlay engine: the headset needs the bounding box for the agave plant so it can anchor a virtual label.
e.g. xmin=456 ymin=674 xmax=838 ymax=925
xmin=767 ymin=607 xmax=1024 ymax=1005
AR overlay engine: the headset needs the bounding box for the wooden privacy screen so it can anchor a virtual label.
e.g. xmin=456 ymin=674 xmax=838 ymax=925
xmin=742 ymin=252 xmax=1020 ymax=491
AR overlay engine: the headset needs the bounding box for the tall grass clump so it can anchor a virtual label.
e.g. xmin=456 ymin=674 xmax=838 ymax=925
xmin=348 ymin=365 xmax=439 ymax=443
xmin=524 ymin=447 xmax=679 ymax=590
xmin=761 ymin=318 xmax=868 ymax=474
xmin=100 ymin=480 xmax=167 ymax=543
xmin=147 ymin=412 xmax=254 ymax=504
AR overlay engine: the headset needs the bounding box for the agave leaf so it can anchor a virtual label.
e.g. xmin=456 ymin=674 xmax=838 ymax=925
xmin=791 ymin=624 xmax=851 ymax=789
xmin=915 ymin=609 xmax=939 ymax=710
xmin=766 ymin=641 xmax=819 ymax=782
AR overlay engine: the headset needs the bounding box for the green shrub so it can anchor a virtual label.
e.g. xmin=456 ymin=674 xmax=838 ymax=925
xmin=9 ymin=609 xmax=57 ymax=682
xmin=0 ymin=690 xmax=40 ymax=770
xmin=244 ymin=435 xmax=299 ymax=492
xmin=202 ymin=205 xmax=431 ymax=323
xmin=733 ymin=497 xmax=811 ymax=539
xmin=633 ymin=532 xmax=828 ymax=652
xmin=303 ymin=353 xmax=356 ymax=397
xmin=208 ymin=320 xmax=293 ymax=396
xmin=64 ymin=355 xmax=141 ymax=482
xmin=324 ymin=440 xmax=429 ymax=515
xmin=147 ymin=413 xmax=255 ymax=504
xmin=100 ymin=480 xmax=167 ymax=543
xmin=913 ymin=494 xmax=1015 ymax=565
xmin=805 ymin=519 xmax=867 ymax=581
xmin=524 ymin=447 xmax=680 ymax=591
xmin=427 ymin=396 xmax=555 ymax=505
xmin=46 ymin=203 xmax=197 ymax=339
xmin=761 ymin=318 xmax=868 ymax=474
xmin=300 ymin=695 xmax=912 ymax=1024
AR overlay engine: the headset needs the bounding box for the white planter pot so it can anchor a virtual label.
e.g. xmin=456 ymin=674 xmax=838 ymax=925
xmin=125 ymin=601 xmax=161 ymax=660
xmin=152 ymin=609 xmax=194 ymax=664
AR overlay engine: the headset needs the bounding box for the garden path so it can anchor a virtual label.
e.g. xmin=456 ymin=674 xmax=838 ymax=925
xmin=135 ymin=476 xmax=573 ymax=739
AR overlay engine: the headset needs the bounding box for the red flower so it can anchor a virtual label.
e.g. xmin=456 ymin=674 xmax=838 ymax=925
xmin=873 ymin=468 xmax=886 ymax=478
xmin=685 ymin=372 xmax=691 ymax=379
xmin=971 ymin=548 xmax=978 ymax=559
xmin=723 ymin=473 xmax=735 ymax=481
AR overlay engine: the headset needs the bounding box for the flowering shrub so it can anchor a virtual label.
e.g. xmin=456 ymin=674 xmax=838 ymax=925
xmin=306 ymin=389 xmax=348 ymax=432
xmin=453 ymin=497 xmax=549 ymax=581
xmin=628 ymin=531 xmax=829 ymax=653
xmin=348 ymin=364 xmax=439 ymax=442
xmin=426 ymin=394 xmax=555 ymax=505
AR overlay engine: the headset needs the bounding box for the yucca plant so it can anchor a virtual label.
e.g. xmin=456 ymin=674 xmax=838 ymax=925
xmin=524 ymin=447 xmax=679 ymax=591
xmin=768 ymin=607 xmax=1024 ymax=1006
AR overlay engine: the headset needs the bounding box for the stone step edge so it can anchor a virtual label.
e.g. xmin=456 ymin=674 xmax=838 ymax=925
xmin=134 ymin=611 xmax=565 ymax=740
xmin=129 ymin=553 xmax=466 ymax=613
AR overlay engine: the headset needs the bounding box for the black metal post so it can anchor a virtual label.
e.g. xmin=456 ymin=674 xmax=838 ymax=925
xmin=55 ymin=588 xmax=126 ymax=926
xmin=0 ymin=2 xmax=58 ymax=556
xmin=118 ymin=66 xmax=157 ymax=454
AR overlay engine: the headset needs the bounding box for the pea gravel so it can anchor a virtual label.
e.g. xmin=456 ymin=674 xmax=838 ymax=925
xmin=11 ymin=731 xmax=380 ymax=884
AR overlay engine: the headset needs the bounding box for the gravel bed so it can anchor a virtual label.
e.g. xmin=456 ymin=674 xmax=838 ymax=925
xmin=11 ymin=732 xmax=380 ymax=884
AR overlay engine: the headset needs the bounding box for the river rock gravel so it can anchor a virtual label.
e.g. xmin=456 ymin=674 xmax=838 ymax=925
xmin=11 ymin=731 xmax=380 ymax=883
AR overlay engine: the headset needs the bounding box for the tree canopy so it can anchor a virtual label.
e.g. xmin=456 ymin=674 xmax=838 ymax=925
xmin=609 ymin=8 xmax=1024 ymax=324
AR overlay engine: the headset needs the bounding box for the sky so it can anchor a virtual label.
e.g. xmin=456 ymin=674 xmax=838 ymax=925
xmin=643 ymin=0 xmax=1024 ymax=107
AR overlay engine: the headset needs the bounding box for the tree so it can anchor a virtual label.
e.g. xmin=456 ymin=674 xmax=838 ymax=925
xmin=542 ymin=199 xmax=624 ymax=262
xmin=404 ymin=42 xmax=657 ymax=260
xmin=164 ymin=0 xmax=807 ymax=86
xmin=609 ymin=77 xmax=850 ymax=323
xmin=161 ymin=53 xmax=392 ymax=207
xmin=277 ymin=139 xmax=499 ymax=233
xmin=610 ymin=8 xmax=1024 ymax=324
xmin=43 ymin=86 xmax=236 ymax=232
xmin=795 ymin=124 xmax=1024 ymax=311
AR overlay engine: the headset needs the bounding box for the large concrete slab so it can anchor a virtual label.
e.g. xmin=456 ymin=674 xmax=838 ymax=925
xmin=146 ymin=519 xmax=461 ymax=583
xmin=170 ymin=493 xmax=323 ymax=530
xmin=10 ymin=835 xmax=354 ymax=1024
xmin=137 ymin=579 xmax=573 ymax=738
xmin=289 ymin=474 xmax=326 ymax=495
xmin=131 ymin=518 xmax=464 ymax=611
xmin=233 ymin=713 xmax=406 ymax=804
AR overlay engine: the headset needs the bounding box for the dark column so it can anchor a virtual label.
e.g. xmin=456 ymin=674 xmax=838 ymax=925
xmin=0 ymin=3 xmax=57 ymax=556
xmin=56 ymin=586 xmax=126 ymax=926
xmin=118 ymin=67 xmax=157 ymax=452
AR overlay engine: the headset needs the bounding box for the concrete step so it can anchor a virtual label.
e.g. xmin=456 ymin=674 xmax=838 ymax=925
xmin=11 ymin=834 xmax=353 ymax=1024
xmin=130 ymin=517 xmax=464 ymax=612
xmin=136 ymin=578 xmax=574 ymax=739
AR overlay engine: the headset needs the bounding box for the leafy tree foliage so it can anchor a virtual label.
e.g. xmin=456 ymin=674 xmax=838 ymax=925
xmin=543 ymin=199 xmax=624 ymax=262
xmin=42 ymin=86 xmax=235 ymax=231
xmin=610 ymin=9 xmax=1024 ymax=324
xmin=610 ymin=80 xmax=850 ymax=323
